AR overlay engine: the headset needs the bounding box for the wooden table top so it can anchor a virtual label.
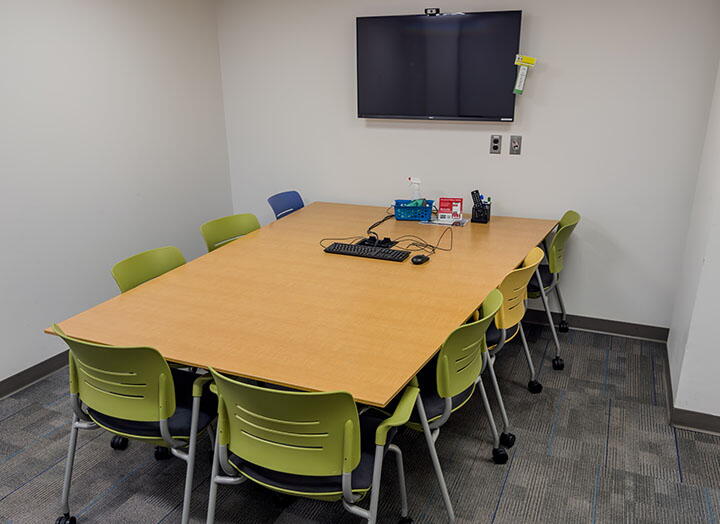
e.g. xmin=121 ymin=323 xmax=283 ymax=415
xmin=48 ymin=202 xmax=556 ymax=407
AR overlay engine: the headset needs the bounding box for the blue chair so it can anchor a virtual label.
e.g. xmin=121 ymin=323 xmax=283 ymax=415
xmin=267 ymin=191 xmax=304 ymax=219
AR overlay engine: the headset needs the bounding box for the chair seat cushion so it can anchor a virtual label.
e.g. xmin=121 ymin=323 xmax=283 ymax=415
xmin=227 ymin=412 xmax=398 ymax=495
xmin=485 ymin=323 xmax=520 ymax=350
xmin=87 ymin=369 xmax=217 ymax=439
xmin=410 ymin=383 xmax=475 ymax=423
xmin=527 ymin=264 xmax=554 ymax=293
xmin=386 ymin=354 xmax=477 ymax=423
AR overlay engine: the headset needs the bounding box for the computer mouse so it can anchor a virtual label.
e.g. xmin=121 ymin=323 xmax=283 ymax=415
xmin=411 ymin=254 xmax=430 ymax=265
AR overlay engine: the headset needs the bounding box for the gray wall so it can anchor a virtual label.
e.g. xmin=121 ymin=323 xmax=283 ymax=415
xmin=0 ymin=0 xmax=232 ymax=382
xmin=217 ymin=0 xmax=720 ymax=328
xmin=668 ymin=61 xmax=720 ymax=416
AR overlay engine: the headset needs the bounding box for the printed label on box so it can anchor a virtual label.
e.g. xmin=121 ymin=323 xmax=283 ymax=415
xmin=438 ymin=198 xmax=463 ymax=222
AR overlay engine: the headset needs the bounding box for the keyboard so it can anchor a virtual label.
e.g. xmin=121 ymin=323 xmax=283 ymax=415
xmin=324 ymin=242 xmax=411 ymax=262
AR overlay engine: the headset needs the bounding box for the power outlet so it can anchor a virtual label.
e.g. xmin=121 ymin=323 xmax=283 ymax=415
xmin=490 ymin=135 xmax=502 ymax=154
xmin=509 ymin=135 xmax=522 ymax=155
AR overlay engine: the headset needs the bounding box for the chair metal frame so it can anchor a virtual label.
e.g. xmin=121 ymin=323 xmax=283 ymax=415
xmin=54 ymin=326 xmax=210 ymax=524
xmin=531 ymin=210 xmax=580 ymax=370
xmin=205 ymin=371 xmax=418 ymax=524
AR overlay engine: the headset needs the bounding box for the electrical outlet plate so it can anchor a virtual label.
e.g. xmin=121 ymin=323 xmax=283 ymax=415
xmin=490 ymin=135 xmax=502 ymax=154
xmin=509 ymin=135 xmax=522 ymax=155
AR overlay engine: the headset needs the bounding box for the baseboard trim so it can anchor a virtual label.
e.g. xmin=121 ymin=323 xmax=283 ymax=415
xmin=656 ymin=336 xmax=720 ymax=436
xmin=524 ymin=309 xmax=669 ymax=342
xmin=662 ymin=346 xmax=720 ymax=436
xmin=0 ymin=350 xmax=68 ymax=399
xmin=671 ymin=408 xmax=720 ymax=436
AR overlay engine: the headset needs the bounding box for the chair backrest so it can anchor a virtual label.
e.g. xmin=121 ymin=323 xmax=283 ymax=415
xmin=111 ymin=246 xmax=186 ymax=293
xmin=495 ymin=247 xmax=544 ymax=330
xmin=436 ymin=289 xmax=504 ymax=399
xmin=267 ymin=191 xmax=304 ymax=219
xmin=200 ymin=213 xmax=261 ymax=252
xmin=210 ymin=368 xmax=361 ymax=476
xmin=547 ymin=210 xmax=580 ymax=274
xmin=52 ymin=324 xmax=175 ymax=422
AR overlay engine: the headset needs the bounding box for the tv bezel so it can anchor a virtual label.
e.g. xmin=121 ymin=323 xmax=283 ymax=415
xmin=356 ymin=11 xmax=522 ymax=123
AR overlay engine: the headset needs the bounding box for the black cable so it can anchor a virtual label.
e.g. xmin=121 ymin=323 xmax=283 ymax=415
xmin=393 ymin=227 xmax=453 ymax=257
xmin=320 ymin=210 xmax=454 ymax=259
xmin=366 ymin=213 xmax=395 ymax=240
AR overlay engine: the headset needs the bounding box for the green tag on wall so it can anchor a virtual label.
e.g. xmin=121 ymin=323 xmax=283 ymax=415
xmin=513 ymin=55 xmax=537 ymax=95
xmin=514 ymin=65 xmax=528 ymax=95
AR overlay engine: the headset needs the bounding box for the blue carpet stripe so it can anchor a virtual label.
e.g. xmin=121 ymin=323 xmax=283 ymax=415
xmin=674 ymin=427 xmax=684 ymax=483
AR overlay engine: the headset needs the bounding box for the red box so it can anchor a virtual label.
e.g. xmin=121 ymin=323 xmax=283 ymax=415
xmin=438 ymin=198 xmax=463 ymax=222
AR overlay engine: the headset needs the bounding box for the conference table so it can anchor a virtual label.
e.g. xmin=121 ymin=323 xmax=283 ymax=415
xmin=49 ymin=202 xmax=556 ymax=407
xmin=47 ymin=201 xmax=556 ymax=521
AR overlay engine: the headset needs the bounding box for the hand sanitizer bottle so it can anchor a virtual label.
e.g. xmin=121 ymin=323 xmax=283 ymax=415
xmin=408 ymin=177 xmax=423 ymax=200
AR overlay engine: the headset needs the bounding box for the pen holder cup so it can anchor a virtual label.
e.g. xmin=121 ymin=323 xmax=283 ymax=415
xmin=472 ymin=203 xmax=491 ymax=224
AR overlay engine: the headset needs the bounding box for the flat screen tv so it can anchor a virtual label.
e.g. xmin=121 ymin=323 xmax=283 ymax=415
xmin=357 ymin=11 xmax=522 ymax=122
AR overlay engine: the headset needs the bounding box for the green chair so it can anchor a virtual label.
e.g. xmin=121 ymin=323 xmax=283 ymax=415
xmin=111 ymin=246 xmax=186 ymax=293
xmin=111 ymin=246 xmax=189 ymax=375
xmin=200 ymin=213 xmax=260 ymax=252
xmin=528 ymin=210 xmax=580 ymax=371
xmin=51 ymin=325 xmax=216 ymax=524
xmin=407 ymin=289 xmax=508 ymax=472
xmin=474 ymin=247 xmax=545 ymax=451
xmin=205 ymin=368 xmax=418 ymax=524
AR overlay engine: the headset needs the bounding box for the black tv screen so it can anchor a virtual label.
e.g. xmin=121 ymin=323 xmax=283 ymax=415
xmin=357 ymin=11 xmax=522 ymax=122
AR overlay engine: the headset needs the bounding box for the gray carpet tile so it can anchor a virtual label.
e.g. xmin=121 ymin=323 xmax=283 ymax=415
xmin=593 ymin=465 xmax=718 ymax=523
xmin=493 ymin=449 xmax=597 ymax=524
xmin=607 ymin=398 xmax=679 ymax=482
xmin=0 ymin=326 xmax=719 ymax=523
xmin=675 ymin=428 xmax=720 ymax=488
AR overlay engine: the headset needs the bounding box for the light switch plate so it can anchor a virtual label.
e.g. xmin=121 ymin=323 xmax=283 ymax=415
xmin=490 ymin=135 xmax=502 ymax=154
xmin=509 ymin=135 xmax=522 ymax=155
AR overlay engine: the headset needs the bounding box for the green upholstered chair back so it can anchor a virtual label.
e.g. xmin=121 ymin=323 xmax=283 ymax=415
xmin=53 ymin=325 xmax=175 ymax=422
xmin=210 ymin=368 xmax=361 ymax=476
xmin=496 ymin=247 xmax=544 ymax=330
xmin=200 ymin=213 xmax=261 ymax=252
xmin=436 ymin=289 xmax=503 ymax=398
xmin=111 ymin=246 xmax=185 ymax=293
xmin=548 ymin=210 xmax=580 ymax=274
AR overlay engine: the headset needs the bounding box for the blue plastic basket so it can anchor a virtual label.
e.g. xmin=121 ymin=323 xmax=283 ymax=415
xmin=394 ymin=199 xmax=434 ymax=221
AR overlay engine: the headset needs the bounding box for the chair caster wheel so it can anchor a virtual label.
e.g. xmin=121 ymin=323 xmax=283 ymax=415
xmin=528 ymin=380 xmax=543 ymax=394
xmin=500 ymin=432 xmax=516 ymax=448
xmin=398 ymin=517 xmax=414 ymax=523
xmin=110 ymin=435 xmax=128 ymax=450
xmin=56 ymin=514 xmax=77 ymax=524
xmin=154 ymin=446 xmax=172 ymax=460
xmin=558 ymin=320 xmax=569 ymax=333
xmin=552 ymin=357 xmax=565 ymax=371
xmin=492 ymin=447 xmax=508 ymax=464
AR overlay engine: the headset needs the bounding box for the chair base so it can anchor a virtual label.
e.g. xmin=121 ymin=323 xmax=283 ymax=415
xmin=56 ymin=514 xmax=76 ymax=524
xmin=558 ymin=320 xmax=569 ymax=333
xmin=492 ymin=447 xmax=509 ymax=464
xmin=552 ymin=357 xmax=565 ymax=371
xmin=154 ymin=446 xmax=173 ymax=460
xmin=110 ymin=435 xmax=128 ymax=450
xmin=500 ymin=432 xmax=516 ymax=448
xmin=528 ymin=380 xmax=543 ymax=394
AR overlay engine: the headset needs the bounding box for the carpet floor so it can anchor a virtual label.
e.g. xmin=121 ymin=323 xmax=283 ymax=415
xmin=0 ymin=326 xmax=719 ymax=523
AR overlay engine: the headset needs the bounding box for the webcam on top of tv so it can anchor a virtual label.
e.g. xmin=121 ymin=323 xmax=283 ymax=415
xmin=424 ymin=8 xmax=440 ymax=16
